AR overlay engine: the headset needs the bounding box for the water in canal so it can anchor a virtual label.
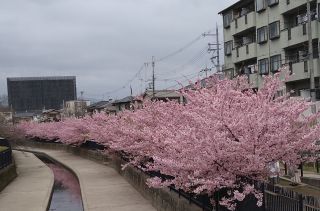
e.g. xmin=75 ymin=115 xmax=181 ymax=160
xmin=36 ymin=155 xmax=84 ymax=211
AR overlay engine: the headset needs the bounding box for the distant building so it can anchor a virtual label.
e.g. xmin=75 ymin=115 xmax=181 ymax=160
xmin=112 ymin=96 xmax=143 ymax=112
xmin=112 ymin=96 xmax=134 ymax=112
xmin=87 ymin=101 xmax=117 ymax=115
xmin=12 ymin=112 xmax=36 ymax=124
xmin=64 ymin=100 xmax=90 ymax=117
xmin=0 ymin=106 xmax=13 ymax=124
xmin=143 ymin=90 xmax=185 ymax=103
xmin=7 ymin=76 xmax=77 ymax=112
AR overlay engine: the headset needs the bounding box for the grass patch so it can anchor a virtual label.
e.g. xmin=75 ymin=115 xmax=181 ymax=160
xmin=0 ymin=146 xmax=8 ymax=152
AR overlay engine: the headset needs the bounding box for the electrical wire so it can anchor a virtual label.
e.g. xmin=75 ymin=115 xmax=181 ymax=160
xmin=155 ymin=29 xmax=214 ymax=62
xmin=156 ymin=46 xmax=209 ymax=77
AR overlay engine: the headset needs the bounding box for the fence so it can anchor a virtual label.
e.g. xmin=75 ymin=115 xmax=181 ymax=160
xmin=0 ymin=137 xmax=12 ymax=169
xmin=20 ymin=139 xmax=320 ymax=211
xmin=265 ymin=183 xmax=320 ymax=211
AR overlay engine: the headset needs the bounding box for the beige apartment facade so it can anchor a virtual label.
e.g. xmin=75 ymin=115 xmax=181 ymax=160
xmin=220 ymin=0 xmax=320 ymax=97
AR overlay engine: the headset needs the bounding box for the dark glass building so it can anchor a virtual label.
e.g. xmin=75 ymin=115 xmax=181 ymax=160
xmin=7 ymin=76 xmax=77 ymax=112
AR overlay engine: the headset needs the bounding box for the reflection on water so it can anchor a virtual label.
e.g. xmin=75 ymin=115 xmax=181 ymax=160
xmin=36 ymin=155 xmax=84 ymax=211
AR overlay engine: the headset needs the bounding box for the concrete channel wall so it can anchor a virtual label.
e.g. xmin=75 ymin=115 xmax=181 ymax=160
xmin=301 ymin=177 xmax=320 ymax=189
xmin=0 ymin=163 xmax=17 ymax=192
xmin=12 ymin=139 xmax=204 ymax=211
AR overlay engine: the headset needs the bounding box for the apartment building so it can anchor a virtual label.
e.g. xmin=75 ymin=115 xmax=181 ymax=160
xmin=219 ymin=0 xmax=320 ymax=97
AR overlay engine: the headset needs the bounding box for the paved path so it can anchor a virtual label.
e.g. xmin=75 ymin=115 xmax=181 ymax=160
xmin=303 ymin=171 xmax=320 ymax=179
xmin=0 ymin=151 xmax=54 ymax=211
xmin=17 ymin=146 xmax=156 ymax=211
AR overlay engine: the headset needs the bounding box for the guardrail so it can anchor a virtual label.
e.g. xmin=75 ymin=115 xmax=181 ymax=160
xmin=0 ymin=137 xmax=12 ymax=169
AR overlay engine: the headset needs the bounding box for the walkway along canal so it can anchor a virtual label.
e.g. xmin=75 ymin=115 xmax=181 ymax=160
xmin=35 ymin=154 xmax=84 ymax=211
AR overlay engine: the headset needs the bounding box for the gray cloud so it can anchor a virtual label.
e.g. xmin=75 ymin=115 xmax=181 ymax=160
xmin=0 ymin=0 xmax=238 ymax=100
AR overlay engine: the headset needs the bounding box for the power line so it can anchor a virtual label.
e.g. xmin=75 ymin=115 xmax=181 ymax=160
xmin=155 ymin=30 xmax=213 ymax=62
xmin=103 ymin=28 xmax=217 ymax=98
xmin=156 ymin=46 xmax=209 ymax=77
xmin=103 ymin=63 xmax=148 ymax=96
xmin=151 ymin=73 xmax=201 ymax=99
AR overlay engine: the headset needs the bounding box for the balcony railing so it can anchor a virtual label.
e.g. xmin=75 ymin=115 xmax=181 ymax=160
xmin=232 ymin=42 xmax=257 ymax=63
xmin=280 ymin=0 xmax=309 ymax=14
xmin=281 ymin=20 xmax=318 ymax=48
xmin=231 ymin=11 xmax=256 ymax=35
xmin=286 ymin=58 xmax=319 ymax=82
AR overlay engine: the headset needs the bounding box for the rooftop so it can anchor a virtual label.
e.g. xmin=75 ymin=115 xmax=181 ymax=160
xmin=113 ymin=96 xmax=134 ymax=104
xmin=144 ymin=90 xmax=182 ymax=99
xmin=218 ymin=0 xmax=253 ymax=15
xmin=87 ymin=101 xmax=111 ymax=110
xmin=7 ymin=76 xmax=76 ymax=82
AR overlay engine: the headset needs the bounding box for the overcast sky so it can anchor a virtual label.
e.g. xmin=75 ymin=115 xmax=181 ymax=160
xmin=0 ymin=0 xmax=237 ymax=101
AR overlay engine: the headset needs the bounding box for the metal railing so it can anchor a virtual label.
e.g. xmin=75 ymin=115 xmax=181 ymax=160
xmin=0 ymin=138 xmax=12 ymax=169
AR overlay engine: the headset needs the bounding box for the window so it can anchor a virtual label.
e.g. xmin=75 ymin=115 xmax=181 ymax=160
xmin=223 ymin=12 xmax=232 ymax=28
xmin=259 ymin=58 xmax=269 ymax=74
xmin=304 ymin=61 xmax=308 ymax=72
xmin=256 ymin=0 xmax=266 ymax=12
xmin=257 ymin=26 xmax=268 ymax=43
xmin=268 ymin=0 xmax=279 ymax=7
xmin=303 ymin=24 xmax=307 ymax=35
xmin=319 ymin=4 xmax=320 ymax=21
xmin=269 ymin=21 xmax=280 ymax=40
xmin=224 ymin=41 xmax=233 ymax=56
xmin=270 ymin=55 xmax=281 ymax=72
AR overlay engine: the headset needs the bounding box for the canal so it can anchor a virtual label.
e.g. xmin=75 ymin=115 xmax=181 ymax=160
xmin=36 ymin=154 xmax=84 ymax=211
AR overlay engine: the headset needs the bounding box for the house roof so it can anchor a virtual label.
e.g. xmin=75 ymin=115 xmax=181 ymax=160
xmin=42 ymin=109 xmax=62 ymax=114
xmin=112 ymin=96 xmax=134 ymax=105
xmin=7 ymin=76 xmax=76 ymax=82
xmin=14 ymin=112 xmax=36 ymax=118
xmin=218 ymin=0 xmax=253 ymax=15
xmin=87 ymin=101 xmax=111 ymax=110
xmin=144 ymin=90 xmax=182 ymax=99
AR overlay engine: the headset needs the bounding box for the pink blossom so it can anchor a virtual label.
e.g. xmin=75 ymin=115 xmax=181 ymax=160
xmin=15 ymin=67 xmax=320 ymax=210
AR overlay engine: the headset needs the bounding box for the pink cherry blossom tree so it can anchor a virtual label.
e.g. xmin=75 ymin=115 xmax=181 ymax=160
xmin=16 ymin=68 xmax=320 ymax=210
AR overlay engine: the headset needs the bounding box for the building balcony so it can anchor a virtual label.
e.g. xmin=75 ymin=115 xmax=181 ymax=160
xmin=232 ymin=42 xmax=257 ymax=63
xmin=280 ymin=20 xmax=318 ymax=48
xmin=280 ymin=0 xmax=309 ymax=14
xmin=286 ymin=58 xmax=319 ymax=82
xmin=231 ymin=11 xmax=256 ymax=35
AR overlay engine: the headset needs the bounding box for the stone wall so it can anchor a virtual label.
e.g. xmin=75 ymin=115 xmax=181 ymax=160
xmin=12 ymin=139 xmax=206 ymax=211
xmin=0 ymin=163 xmax=17 ymax=192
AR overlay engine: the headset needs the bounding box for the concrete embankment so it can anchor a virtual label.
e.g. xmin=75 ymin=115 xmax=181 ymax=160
xmin=0 ymin=151 xmax=54 ymax=211
xmin=13 ymin=140 xmax=204 ymax=211
xmin=0 ymin=163 xmax=17 ymax=192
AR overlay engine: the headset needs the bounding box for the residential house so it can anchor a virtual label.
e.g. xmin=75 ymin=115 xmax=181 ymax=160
xmin=0 ymin=106 xmax=13 ymax=124
xmin=143 ymin=90 xmax=185 ymax=103
xmin=87 ymin=101 xmax=117 ymax=115
xmin=64 ymin=100 xmax=90 ymax=117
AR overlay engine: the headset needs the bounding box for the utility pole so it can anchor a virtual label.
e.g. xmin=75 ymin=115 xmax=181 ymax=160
xmin=80 ymin=91 xmax=84 ymax=100
xmin=152 ymin=56 xmax=155 ymax=99
xmin=307 ymin=0 xmax=316 ymax=105
xmin=201 ymin=67 xmax=211 ymax=78
xmin=216 ymin=23 xmax=220 ymax=72
xmin=203 ymin=23 xmax=221 ymax=72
